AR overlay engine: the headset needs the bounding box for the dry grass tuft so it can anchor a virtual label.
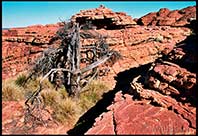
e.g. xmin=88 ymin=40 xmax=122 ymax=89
xmin=2 ymin=79 xmax=24 ymax=101
xmin=2 ymin=73 xmax=109 ymax=125
xmin=79 ymin=79 xmax=109 ymax=112
xmin=52 ymin=98 xmax=80 ymax=124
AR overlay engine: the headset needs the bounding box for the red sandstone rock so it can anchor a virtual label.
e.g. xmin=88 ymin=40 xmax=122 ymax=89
xmin=86 ymin=91 xmax=196 ymax=134
xmin=71 ymin=5 xmax=136 ymax=29
xmin=137 ymin=6 xmax=196 ymax=26
xmin=137 ymin=12 xmax=157 ymax=26
xmin=179 ymin=6 xmax=196 ymax=15
xmin=85 ymin=18 xmax=196 ymax=134
xmin=157 ymin=8 xmax=170 ymax=17
xmin=174 ymin=11 xmax=196 ymax=26
xmin=3 ymin=22 xmax=190 ymax=80
xmin=2 ymin=5 xmax=193 ymax=80
xmin=86 ymin=111 xmax=115 ymax=134
xmin=2 ymin=5 xmax=197 ymax=135
xmin=157 ymin=18 xmax=176 ymax=26
xmin=152 ymin=62 xmax=196 ymax=90
xmin=2 ymin=23 xmax=61 ymax=79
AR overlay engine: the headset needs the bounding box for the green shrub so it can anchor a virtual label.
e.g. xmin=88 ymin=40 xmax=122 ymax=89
xmin=15 ymin=74 xmax=27 ymax=87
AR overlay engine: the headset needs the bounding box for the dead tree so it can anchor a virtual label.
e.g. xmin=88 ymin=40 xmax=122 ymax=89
xmin=23 ymin=20 xmax=121 ymax=129
xmin=26 ymin=21 xmax=120 ymax=97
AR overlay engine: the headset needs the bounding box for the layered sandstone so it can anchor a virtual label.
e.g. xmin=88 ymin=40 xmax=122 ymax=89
xmin=71 ymin=5 xmax=137 ymax=29
xmin=2 ymin=23 xmax=62 ymax=79
xmin=86 ymin=91 xmax=195 ymax=134
xmin=2 ymin=6 xmax=192 ymax=81
xmin=137 ymin=6 xmax=196 ymax=26
xmin=89 ymin=26 xmax=191 ymax=88
xmin=2 ymin=5 xmax=197 ymax=135
xmin=84 ymin=28 xmax=197 ymax=135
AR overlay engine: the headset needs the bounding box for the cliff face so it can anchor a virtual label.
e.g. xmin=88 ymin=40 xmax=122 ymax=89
xmin=137 ymin=6 xmax=196 ymax=26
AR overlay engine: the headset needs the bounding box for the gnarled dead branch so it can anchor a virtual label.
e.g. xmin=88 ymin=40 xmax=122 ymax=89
xmin=24 ymin=21 xmax=121 ymax=128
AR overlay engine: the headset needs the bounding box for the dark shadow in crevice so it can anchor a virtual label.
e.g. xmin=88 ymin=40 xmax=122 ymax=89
xmin=67 ymin=63 xmax=152 ymax=135
xmin=143 ymin=63 xmax=197 ymax=107
xmin=162 ymin=34 xmax=197 ymax=73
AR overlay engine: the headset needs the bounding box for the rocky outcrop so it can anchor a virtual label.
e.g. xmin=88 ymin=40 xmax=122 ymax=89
xmin=2 ymin=5 xmax=193 ymax=80
xmin=2 ymin=5 xmax=197 ymax=135
xmin=71 ymin=5 xmax=137 ymax=29
xmin=83 ymin=25 xmax=197 ymax=134
xmin=86 ymin=91 xmax=195 ymax=134
xmin=85 ymin=61 xmax=196 ymax=134
xmin=87 ymin=26 xmax=191 ymax=88
xmin=2 ymin=23 xmax=191 ymax=80
xmin=2 ymin=23 xmax=62 ymax=79
xmin=2 ymin=23 xmax=62 ymax=45
xmin=137 ymin=6 xmax=196 ymax=26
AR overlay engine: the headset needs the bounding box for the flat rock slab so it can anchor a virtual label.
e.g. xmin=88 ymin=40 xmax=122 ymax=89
xmin=86 ymin=91 xmax=196 ymax=135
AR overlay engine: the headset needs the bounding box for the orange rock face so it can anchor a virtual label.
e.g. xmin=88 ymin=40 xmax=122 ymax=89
xmin=86 ymin=92 xmax=195 ymax=134
xmin=84 ymin=32 xmax=197 ymax=135
xmin=137 ymin=6 xmax=196 ymax=26
xmin=71 ymin=5 xmax=137 ymax=29
xmin=2 ymin=23 xmax=62 ymax=79
xmin=2 ymin=5 xmax=197 ymax=135
xmin=2 ymin=5 xmax=193 ymax=80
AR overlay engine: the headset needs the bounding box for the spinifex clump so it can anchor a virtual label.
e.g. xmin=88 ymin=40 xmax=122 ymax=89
xmin=23 ymin=21 xmax=120 ymax=129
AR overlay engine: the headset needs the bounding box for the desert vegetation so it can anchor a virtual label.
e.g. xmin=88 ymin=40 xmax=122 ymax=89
xmin=2 ymin=19 xmax=119 ymax=133
xmin=2 ymin=4 xmax=196 ymax=135
xmin=15 ymin=21 xmax=118 ymax=129
xmin=2 ymin=72 xmax=109 ymax=127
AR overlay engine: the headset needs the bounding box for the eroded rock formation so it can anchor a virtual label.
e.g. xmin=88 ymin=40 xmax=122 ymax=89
xmin=84 ymin=27 xmax=197 ymax=135
xmin=2 ymin=5 xmax=197 ymax=135
xmin=2 ymin=5 xmax=192 ymax=81
xmin=71 ymin=5 xmax=137 ymax=29
xmin=86 ymin=91 xmax=195 ymax=134
xmin=137 ymin=6 xmax=196 ymax=26
xmin=2 ymin=23 xmax=62 ymax=79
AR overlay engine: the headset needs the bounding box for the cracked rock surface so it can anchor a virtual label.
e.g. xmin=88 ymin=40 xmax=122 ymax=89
xmin=2 ymin=5 xmax=197 ymax=135
xmin=137 ymin=6 xmax=196 ymax=26
xmin=2 ymin=6 xmax=191 ymax=80
xmin=86 ymin=91 xmax=195 ymax=134
xmin=85 ymin=24 xmax=196 ymax=134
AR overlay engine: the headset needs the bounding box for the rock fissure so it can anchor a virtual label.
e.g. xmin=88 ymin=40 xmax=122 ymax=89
xmin=112 ymin=111 xmax=117 ymax=135
xmin=2 ymin=4 xmax=196 ymax=135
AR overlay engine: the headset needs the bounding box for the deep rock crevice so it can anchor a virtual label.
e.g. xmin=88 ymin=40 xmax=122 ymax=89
xmin=112 ymin=111 xmax=117 ymax=135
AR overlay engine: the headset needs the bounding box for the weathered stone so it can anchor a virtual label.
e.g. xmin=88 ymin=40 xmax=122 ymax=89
xmin=137 ymin=6 xmax=196 ymax=26
xmin=137 ymin=12 xmax=157 ymax=26
xmin=2 ymin=23 xmax=61 ymax=79
xmin=2 ymin=5 xmax=197 ymax=135
xmin=152 ymin=63 xmax=196 ymax=90
xmin=86 ymin=90 xmax=196 ymax=134
xmin=71 ymin=5 xmax=136 ymax=29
